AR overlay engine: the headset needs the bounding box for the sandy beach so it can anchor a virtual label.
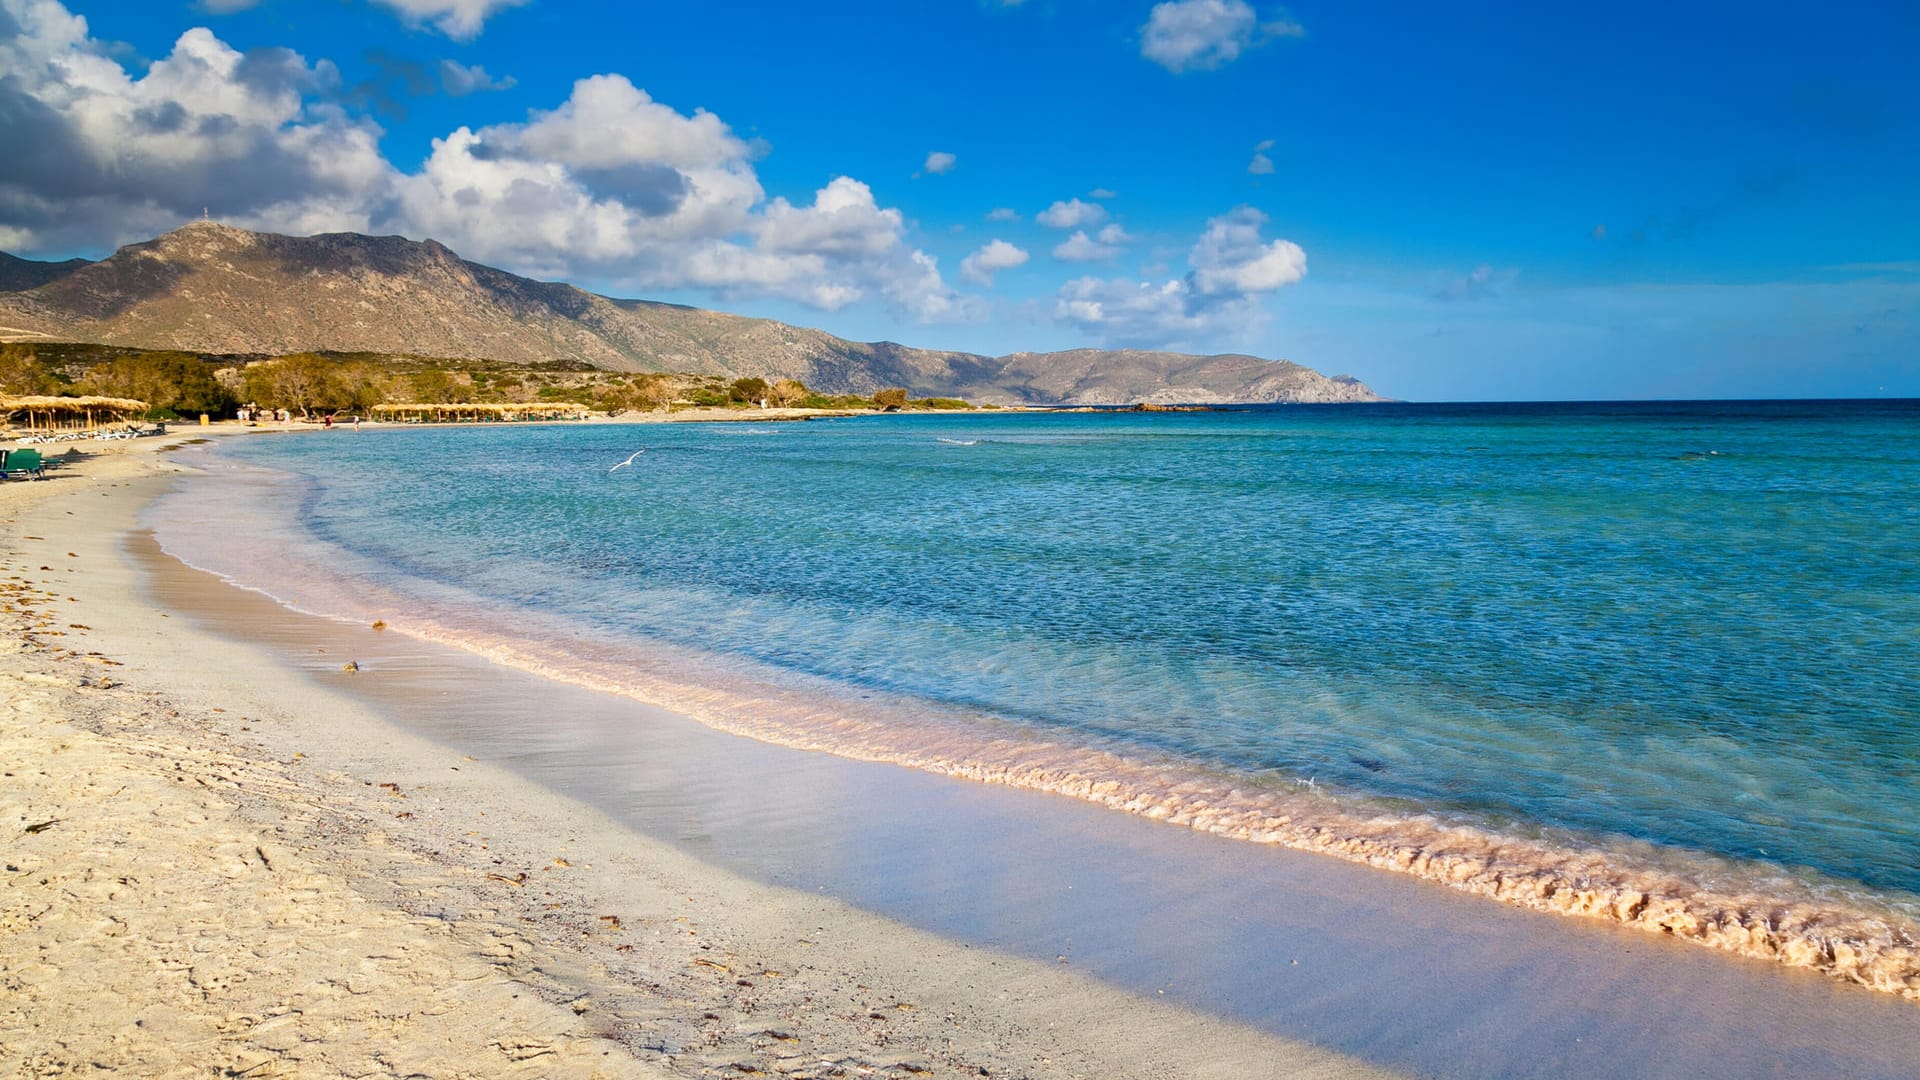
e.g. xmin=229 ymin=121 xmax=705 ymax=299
xmin=2 ymin=435 xmax=1387 ymax=1078
xmin=10 ymin=428 xmax=1920 ymax=1080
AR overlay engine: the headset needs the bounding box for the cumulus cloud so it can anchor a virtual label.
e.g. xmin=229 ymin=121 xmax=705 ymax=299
xmin=923 ymin=151 xmax=956 ymax=175
xmin=959 ymin=239 xmax=1029 ymax=286
xmin=1053 ymin=232 xmax=1117 ymax=262
xmin=370 ymin=0 xmax=527 ymax=40
xmin=1189 ymin=207 xmax=1305 ymax=294
xmin=1053 ymin=225 xmax=1130 ymax=262
xmin=1053 ymin=206 xmax=1305 ymax=346
xmin=1036 ymin=197 xmax=1108 ymax=229
xmin=985 ymin=207 xmax=1019 ymax=222
xmin=1089 ymin=187 xmax=1118 ymax=199
xmin=1140 ymin=0 xmax=1304 ymax=74
xmin=196 ymin=0 xmax=260 ymax=12
xmin=0 ymin=3 xmax=386 ymax=250
xmin=0 ymin=2 xmax=970 ymax=321
xmin=394 ymin=80 xmax=964 ymax=315
xmin=438 ymin=59 xmax=514 ymax=95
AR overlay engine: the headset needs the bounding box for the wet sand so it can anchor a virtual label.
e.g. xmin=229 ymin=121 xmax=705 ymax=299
xmin=133 ymin=529 xmax=1920 ymax=1079
xmin=1 ymin=436 xmax=1385 ymax=1078
xmin=7 ymin=434 xmax=1920 ymax=1078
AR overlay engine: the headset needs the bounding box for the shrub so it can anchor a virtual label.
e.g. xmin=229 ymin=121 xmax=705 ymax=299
xmin=767 ymin=378 xmax=809 ymax=407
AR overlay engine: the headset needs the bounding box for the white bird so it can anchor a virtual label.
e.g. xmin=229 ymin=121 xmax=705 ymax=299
xmin=608 ymin=449 xmax=646 ymax=473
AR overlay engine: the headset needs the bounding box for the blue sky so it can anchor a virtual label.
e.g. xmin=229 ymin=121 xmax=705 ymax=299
xmin=1 ymin=0 xmax=1914 ymax=400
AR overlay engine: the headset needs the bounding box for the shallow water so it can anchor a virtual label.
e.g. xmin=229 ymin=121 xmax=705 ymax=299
xmin=152 ymin=403 xmax=1920 ymax=994
xmin=133 ymin=532 xmax=1920 ymax=1079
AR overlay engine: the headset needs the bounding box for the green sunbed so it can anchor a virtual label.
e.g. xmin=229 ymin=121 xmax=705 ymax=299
xmin=0 ymin=448 xmax=46 ymax=479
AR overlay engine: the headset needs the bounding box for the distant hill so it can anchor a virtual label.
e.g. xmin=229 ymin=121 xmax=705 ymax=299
xmin=0 ymin=223 xmax=1385 ymax=404
xmin=0 ymin=251 xmax=92 ymax=293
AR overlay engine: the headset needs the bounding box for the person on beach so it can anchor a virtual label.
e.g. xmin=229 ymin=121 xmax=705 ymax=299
xmin=324 ymin=414 xmax=333 ymax=429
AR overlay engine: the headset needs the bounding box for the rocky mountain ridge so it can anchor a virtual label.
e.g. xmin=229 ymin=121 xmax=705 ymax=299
xmin=0 ymin=251 xmax=93 ymax=294
xmin=0 ymin=223 xmax=1385 ymax=404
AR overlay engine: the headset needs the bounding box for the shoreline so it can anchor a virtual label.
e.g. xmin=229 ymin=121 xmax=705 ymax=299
xmin=11 ymin=432 xmax=1920 ymax=1077
xmin=2 ymin=435 xmax=1386 ymax=1076
xmin=155 ymin=428 xmax=1920 ymax=1006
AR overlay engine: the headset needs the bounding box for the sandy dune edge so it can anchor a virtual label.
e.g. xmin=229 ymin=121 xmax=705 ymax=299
xmin=0 ymin=437 xmax=1387 ymax=1079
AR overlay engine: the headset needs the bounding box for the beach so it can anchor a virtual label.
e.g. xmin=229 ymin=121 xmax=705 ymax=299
xmin=8 ymin=426 xmax=1920 ymax=1079
xmin=2 ymin=434 xmax=1385 ymax=1078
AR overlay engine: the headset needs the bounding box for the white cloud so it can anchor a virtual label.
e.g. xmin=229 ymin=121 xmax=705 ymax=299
xmin=1052 ymin=230 xmax=1121 ymax=262
xmin=1189 ymin=206 xmax=1305 ymax=293
xmin=1140 ymin=0 xmax=1304 ymax=74
xmin=1097 ymin=224 xmax=1131 ymax=245
xmin=1055 ymin=276 xmax=1221 ymax=344
xmin=1037 ymin=197 xmax=1108 ymax=229
xmin=370 ymin=0 xmax=528 ymax=40
xmin=923 ymin=150 xmax=957 ymax=175
xmin=438 ymin=59 xmax=515 ymax=96
xmin=0 ymin=5 xmax=389 ymax=250
xmin=0 ymin=3 xmax=971 ymax=322
xmin=1053 ymin=206 xmax=1306 ymax=346
xmin=960 ymin=239 xmax=1029 ymax=286
xmin=985 ymin=207 xmax=1020 ymax=222
xmin=1248 ymin=138 xmax=1275 ymax=174
xmin=1089 ymin=187 xmax=1118 ymax=199
xmin=759 ymin=177 xmax=903 ymax=257
xmin=196 ymin=0 xmax=260 ymax=12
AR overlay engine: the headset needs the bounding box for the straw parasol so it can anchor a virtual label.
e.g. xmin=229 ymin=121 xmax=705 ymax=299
xmin=1 ymin=395 xmax=150 ymax=432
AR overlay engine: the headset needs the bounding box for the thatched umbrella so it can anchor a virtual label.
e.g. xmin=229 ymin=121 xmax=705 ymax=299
xmin=0 ymin=395 xmax=150 ymax=432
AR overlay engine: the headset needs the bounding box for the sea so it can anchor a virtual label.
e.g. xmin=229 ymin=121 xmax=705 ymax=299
xmin=152 ymin=400 xmax=1920 ymax=979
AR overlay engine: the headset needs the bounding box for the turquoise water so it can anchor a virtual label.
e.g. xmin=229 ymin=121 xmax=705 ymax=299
xmin=176 ymin=402 xmax=1920 ymax=902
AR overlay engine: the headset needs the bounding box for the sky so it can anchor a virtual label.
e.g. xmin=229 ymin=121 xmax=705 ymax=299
xmin=1 ymin=0 xmax=1915 ymax=401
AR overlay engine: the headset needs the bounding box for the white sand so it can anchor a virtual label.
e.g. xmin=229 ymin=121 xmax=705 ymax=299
xmin=1 ymin=434 xmax=1389 ymax=1078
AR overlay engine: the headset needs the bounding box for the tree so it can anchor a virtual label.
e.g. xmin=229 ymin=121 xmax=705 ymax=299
xmin=871 ymin=387 xmax=909 ymax=410
xmin=332 ymin=362 xmax=391 ymax=413
xmin=728 ymin=376 xmax=770 ymax=405
xmin=242 ymin=354 xmax=341 ymax=418
xmin=627 ymin=374 xmax=674 ymax=412
xmin=767 ymin=378 xmax=809 ymax=407
xmin=0 ymin=344 xmax=52 ymax=396
xmin=80 ymin=351 xmax=231 ymax=416
xmin=406 ymin=368 xmax=471 ymax=404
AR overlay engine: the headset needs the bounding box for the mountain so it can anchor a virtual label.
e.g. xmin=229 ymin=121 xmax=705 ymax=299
xmin=0 ymin=223 xmax=1385 ymax=404
xmin=0 ymin=251 xmax=92 ymax=293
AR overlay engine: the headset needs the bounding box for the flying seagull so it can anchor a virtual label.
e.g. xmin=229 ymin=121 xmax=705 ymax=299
xmin=609 ymin=449 xmax=646 ymax=473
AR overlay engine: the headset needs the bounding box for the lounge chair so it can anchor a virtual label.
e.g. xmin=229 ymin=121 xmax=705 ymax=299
xmin=0 ymin=448 xmax=46 ymax=479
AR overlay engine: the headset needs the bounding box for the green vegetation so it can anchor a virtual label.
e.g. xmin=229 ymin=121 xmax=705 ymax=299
xmin=80 ymin=351 xmax=231 ymax=418
xmin=0 ymin=344 xmax=56 ymax=396
xmin=727 ymin=376 xmax=770 ymax=404
xmin=0 ymin=341 xmax=982 ymax=419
